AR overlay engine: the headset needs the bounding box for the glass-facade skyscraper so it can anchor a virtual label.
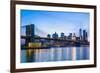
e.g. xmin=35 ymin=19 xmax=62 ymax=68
xmin=79 ymin=28 xmax=82 ymax=40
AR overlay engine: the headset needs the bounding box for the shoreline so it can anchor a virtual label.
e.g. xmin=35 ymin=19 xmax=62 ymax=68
xmin=21 ymin=45 xmax=89 ymax=50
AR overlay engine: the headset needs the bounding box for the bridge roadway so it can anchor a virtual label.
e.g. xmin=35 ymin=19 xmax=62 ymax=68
xmin=21 ymin=35 xmax=83 ymax=43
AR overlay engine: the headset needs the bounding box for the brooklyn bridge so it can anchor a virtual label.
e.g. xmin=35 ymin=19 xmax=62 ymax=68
xmin=21 ymin=24 xmax=89 ymax=49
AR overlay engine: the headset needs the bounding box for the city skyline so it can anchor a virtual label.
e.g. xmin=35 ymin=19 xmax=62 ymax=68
xmin=21 ymin=24 xmax=89 ymax=45
xmin=21 ymin=9 xmax=90 ymax=38
xmin=20 ymin=10 xmax=90 ymax=63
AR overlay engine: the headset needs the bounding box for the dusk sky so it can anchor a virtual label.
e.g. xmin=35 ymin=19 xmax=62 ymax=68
xmin=21 ymin=9 xmax=90 ymax=37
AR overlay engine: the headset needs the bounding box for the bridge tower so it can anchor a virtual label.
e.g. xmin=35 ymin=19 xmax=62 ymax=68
xmin=25 ymin=24 xmax=35 ymax=45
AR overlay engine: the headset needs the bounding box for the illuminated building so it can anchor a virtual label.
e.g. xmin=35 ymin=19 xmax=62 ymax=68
xmin=72 ymin=33 xmax=76 ymax=41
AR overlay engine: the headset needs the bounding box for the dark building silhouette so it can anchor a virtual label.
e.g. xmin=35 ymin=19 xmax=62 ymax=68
xmin=47 ymin=34 xmax=51 ymax=38
xmin=68 ymin=33 xmax=72 ymax=40
xmin=73 ymin=33 xmax=76 ymax=37
xmin=61 ymin=32 xmax=67 ymax=40
xmin=79 ymin=28 xmax=82 ymax=40
xmin=83 ymin=30 xmax=88 ymax=40
xmin=52 ymin=32 xmax=58 ymax=39
xmin=85 ymin=31 xmax=88 ymax=40
xmin=61 ymin=32 xmax=65 ymax=38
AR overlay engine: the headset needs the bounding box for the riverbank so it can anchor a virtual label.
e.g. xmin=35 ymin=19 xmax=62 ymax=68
xmin=21 ymin=45 xmax=89 ymax=50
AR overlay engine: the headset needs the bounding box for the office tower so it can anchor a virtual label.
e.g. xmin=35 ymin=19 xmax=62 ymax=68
xmin=52 ymin=32 xmax=58 ymax=39
xmin=47 ymin=34 xmax=51 ymax=38
xmin=85 ymin=31 xmax=88 ymax=40
xmin=68 ymin=33 xmax=72 ymax=40
xmin=83 ymin=30 xmax=88 ymax=40
xmin=61 ymin=32 xmax=64 ymax=38
xmin=72 ymin=33 xmax=76 ymax=41
xmin=79 ymin=28 xmax=82 ymax=40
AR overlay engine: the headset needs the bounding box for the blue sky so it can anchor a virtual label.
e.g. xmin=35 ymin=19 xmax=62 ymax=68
xmin=21 ymin=9 xmax=90 ymax=37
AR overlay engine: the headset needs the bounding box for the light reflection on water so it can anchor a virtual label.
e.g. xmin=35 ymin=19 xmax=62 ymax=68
xmin=21 ymin=47 xmax=89 ymax=63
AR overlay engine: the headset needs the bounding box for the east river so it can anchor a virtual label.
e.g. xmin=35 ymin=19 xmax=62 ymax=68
xmin=21 ymin=46 xmax=89 ymax=63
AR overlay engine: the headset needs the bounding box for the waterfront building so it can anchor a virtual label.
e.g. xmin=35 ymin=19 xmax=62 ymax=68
xmin=61 ymin=32 xmax=64 ymax=38
xmin=72 ymin=33 xmax=76 ymax=41
xmin=68 ymin=33 xmax=72 ymax=40
xmin=60 ymin=32 xmax=65 ymax=39
xmin=52 ymin=32 xmax=58 ymax=39
xmin=76 ymin=37 xmax=80 ymax=40
xmin=60 ymin=32 xmax=67 ymax=40
xmin=64 ymin=36 xmax=67 ymax=40
xmin=47 ymin=34 xmax=51 ymax=38
xmin=28 ymin=42 xmax=42 ymax=48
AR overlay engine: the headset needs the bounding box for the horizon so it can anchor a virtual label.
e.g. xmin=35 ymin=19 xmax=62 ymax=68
xmin=21 ymin=9 xmax=90 ymax=39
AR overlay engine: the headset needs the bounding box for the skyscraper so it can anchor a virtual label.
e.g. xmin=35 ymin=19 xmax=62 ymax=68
xmin=72 ymin=33 xmax=76 ymax=41
xmin=83 ymin=30 xmax=88 ymax=40
xmin=52 ymin=32 xmax=58 ymax=39
xmin=61 ymin=32 xmax=64 ymax=38
xmin=79 ymin=28 xmax=82 ymax=40
xmin=68 ymin=33 xmax=72 ymax=40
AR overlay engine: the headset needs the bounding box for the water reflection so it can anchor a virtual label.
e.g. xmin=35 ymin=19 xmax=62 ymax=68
xmin=21 ymin=47 xmax=89 ymax=63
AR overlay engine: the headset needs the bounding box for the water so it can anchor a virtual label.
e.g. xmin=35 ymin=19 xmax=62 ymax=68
xmin=21 ymin=47 xmax=89 ymax=63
